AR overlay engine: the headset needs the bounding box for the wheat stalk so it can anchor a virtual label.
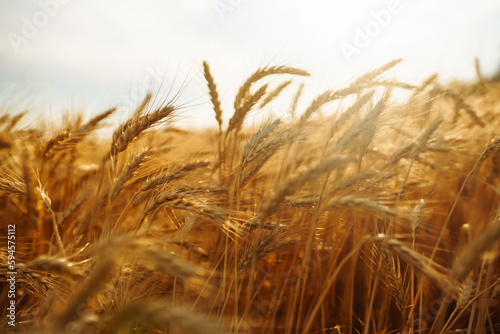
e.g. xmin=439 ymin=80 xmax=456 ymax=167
xmin=40 ymin=187 xmax=66 ymax=256
xmin=106 ymin=303 xmax=220 ymax=334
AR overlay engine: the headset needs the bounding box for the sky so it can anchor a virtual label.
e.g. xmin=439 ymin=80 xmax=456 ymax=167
xmin=0 ymin=0 xmax=500 ymax=129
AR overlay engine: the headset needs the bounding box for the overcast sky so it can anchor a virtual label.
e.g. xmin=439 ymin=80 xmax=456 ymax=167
xmin=1 ymin=0 xmax=500 ymax=128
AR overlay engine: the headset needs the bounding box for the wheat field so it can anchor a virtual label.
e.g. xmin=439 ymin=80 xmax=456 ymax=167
xmin=1 ymin=59 xmax=499 ymax=333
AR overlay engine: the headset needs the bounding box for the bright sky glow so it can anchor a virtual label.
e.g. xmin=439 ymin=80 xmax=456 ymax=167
xmin=0 ymin=0 xmax=499 ymax=128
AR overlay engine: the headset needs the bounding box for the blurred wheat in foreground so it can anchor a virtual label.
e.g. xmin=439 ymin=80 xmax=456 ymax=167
xmin=1 ymin=59 xmax=500 ymax=334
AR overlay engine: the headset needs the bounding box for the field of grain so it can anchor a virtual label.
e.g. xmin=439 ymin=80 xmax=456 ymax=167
xmin=1 ymin=59 xmax=500 ymax=333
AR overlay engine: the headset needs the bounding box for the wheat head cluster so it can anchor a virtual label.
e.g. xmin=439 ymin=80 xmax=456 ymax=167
xmin=1 ymin=59 xmax=500 ymax=334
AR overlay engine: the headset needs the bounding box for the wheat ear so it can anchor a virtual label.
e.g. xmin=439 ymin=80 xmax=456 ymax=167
xmin=352 ymin=58 xmax=403 ymax=86
xmin=325 ymin=195 xmax=403 ymax=218
xmin=380 ymin=245 xmax=407 ymax=316
xmin=4 ymin=110 xmax=27 ymax=132
xmin=233 ymin=65 xmax=310 ymax=111
xmin=227 ymin=84 xmax=268 ymax=135
xmin=260 ymin=156 xmax=351 ymax=220
xmin=373 ymin=234 xmax=451 ymax=291
xmin=110 ymin=102 xmax=175 ymax=163
xmin=438 ymin=87 xmax=485 ymax=127
xmin=203 ymin=61 xmax=224 ymax=167
xmin=451 ymin=212 xmax=500 ymax=281
xmin=203 ymin=61 xmax=223 ymax=129
xmin=260 ymin=79 xmax=292 ymax=108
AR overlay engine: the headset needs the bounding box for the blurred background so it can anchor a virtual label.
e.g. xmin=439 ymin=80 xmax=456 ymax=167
xmin=0 ymin=0 xmax=499 ymax=130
